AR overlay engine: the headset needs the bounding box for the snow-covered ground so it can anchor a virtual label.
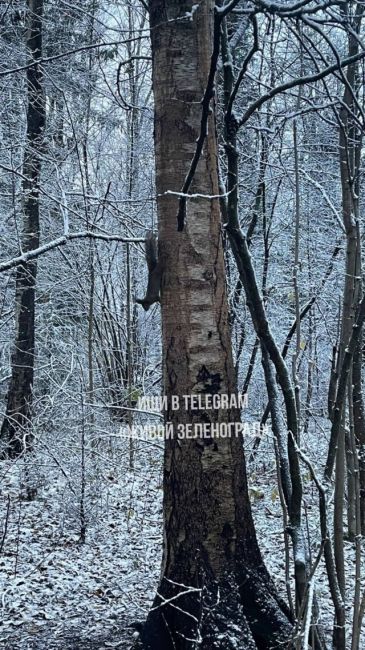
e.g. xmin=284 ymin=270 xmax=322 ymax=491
xmin=0 ymin=431 xmax=363 ymax=649
xmin=0 ymin=440 xmax=162 ymax=649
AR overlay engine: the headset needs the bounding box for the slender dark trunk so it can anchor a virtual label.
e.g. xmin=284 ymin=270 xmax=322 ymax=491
xmin=1 ymin=0 xmax=45 ymax=458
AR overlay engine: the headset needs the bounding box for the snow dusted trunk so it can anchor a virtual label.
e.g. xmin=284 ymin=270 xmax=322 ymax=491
xmin=339 ymin=16 xmax=365 ymax=541
xmin=140 ymin=2 xmax=292 ymax=648
xmin=0 ymin=0 xmax=45 ymax=458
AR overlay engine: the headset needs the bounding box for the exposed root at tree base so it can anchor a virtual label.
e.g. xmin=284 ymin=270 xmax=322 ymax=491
xmin=137 ymin=569 xmax=293 ymax=650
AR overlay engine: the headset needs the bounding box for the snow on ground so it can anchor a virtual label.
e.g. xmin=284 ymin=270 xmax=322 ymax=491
xmin=0 ymin=440 xmax=162 ymax=649
xmin=0 ymin=428 xmax=363 ymax=648
xmin=249 ymin=427 xmax=365 ymax=648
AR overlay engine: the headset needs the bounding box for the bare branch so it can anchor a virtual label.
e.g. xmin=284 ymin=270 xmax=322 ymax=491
xmin=0 ymin=233 xmax=145 ymax=273
xmin=237 ymin=48 xmax=365 ymax=129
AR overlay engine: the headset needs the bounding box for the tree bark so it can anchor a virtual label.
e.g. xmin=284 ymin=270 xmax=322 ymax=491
xmin=141 ymin=2 xmax=292 ymax=648
xmin=1 ymin=0 xmax=45 ymax=458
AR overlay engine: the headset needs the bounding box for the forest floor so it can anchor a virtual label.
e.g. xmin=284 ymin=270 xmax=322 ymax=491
xmin=0 ymin=428 xmax=363 ymax=649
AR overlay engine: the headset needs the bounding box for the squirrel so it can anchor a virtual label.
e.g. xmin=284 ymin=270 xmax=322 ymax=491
xmin=136 ymin=230 xmax=162 ymax=311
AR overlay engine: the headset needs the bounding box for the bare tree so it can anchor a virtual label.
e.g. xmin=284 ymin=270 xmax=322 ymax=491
xmin=140 ymin=2 xmax=292 ymax=648
xmin=1 ymin=0 xmax=45 ymax=458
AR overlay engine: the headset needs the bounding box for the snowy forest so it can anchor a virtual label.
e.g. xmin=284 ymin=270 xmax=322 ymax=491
xmin=1 ymin=0 xmax=365 ymax=648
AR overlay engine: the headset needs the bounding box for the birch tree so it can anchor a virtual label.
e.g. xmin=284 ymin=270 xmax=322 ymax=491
xmin=140 ymin=2 xmax=292 ymax=648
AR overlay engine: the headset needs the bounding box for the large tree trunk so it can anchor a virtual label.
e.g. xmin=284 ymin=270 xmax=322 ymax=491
xmin=0 ymin=0 xmax=45 ymax=458
xmin=141 ymin=2 xmax=292 ymax=648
